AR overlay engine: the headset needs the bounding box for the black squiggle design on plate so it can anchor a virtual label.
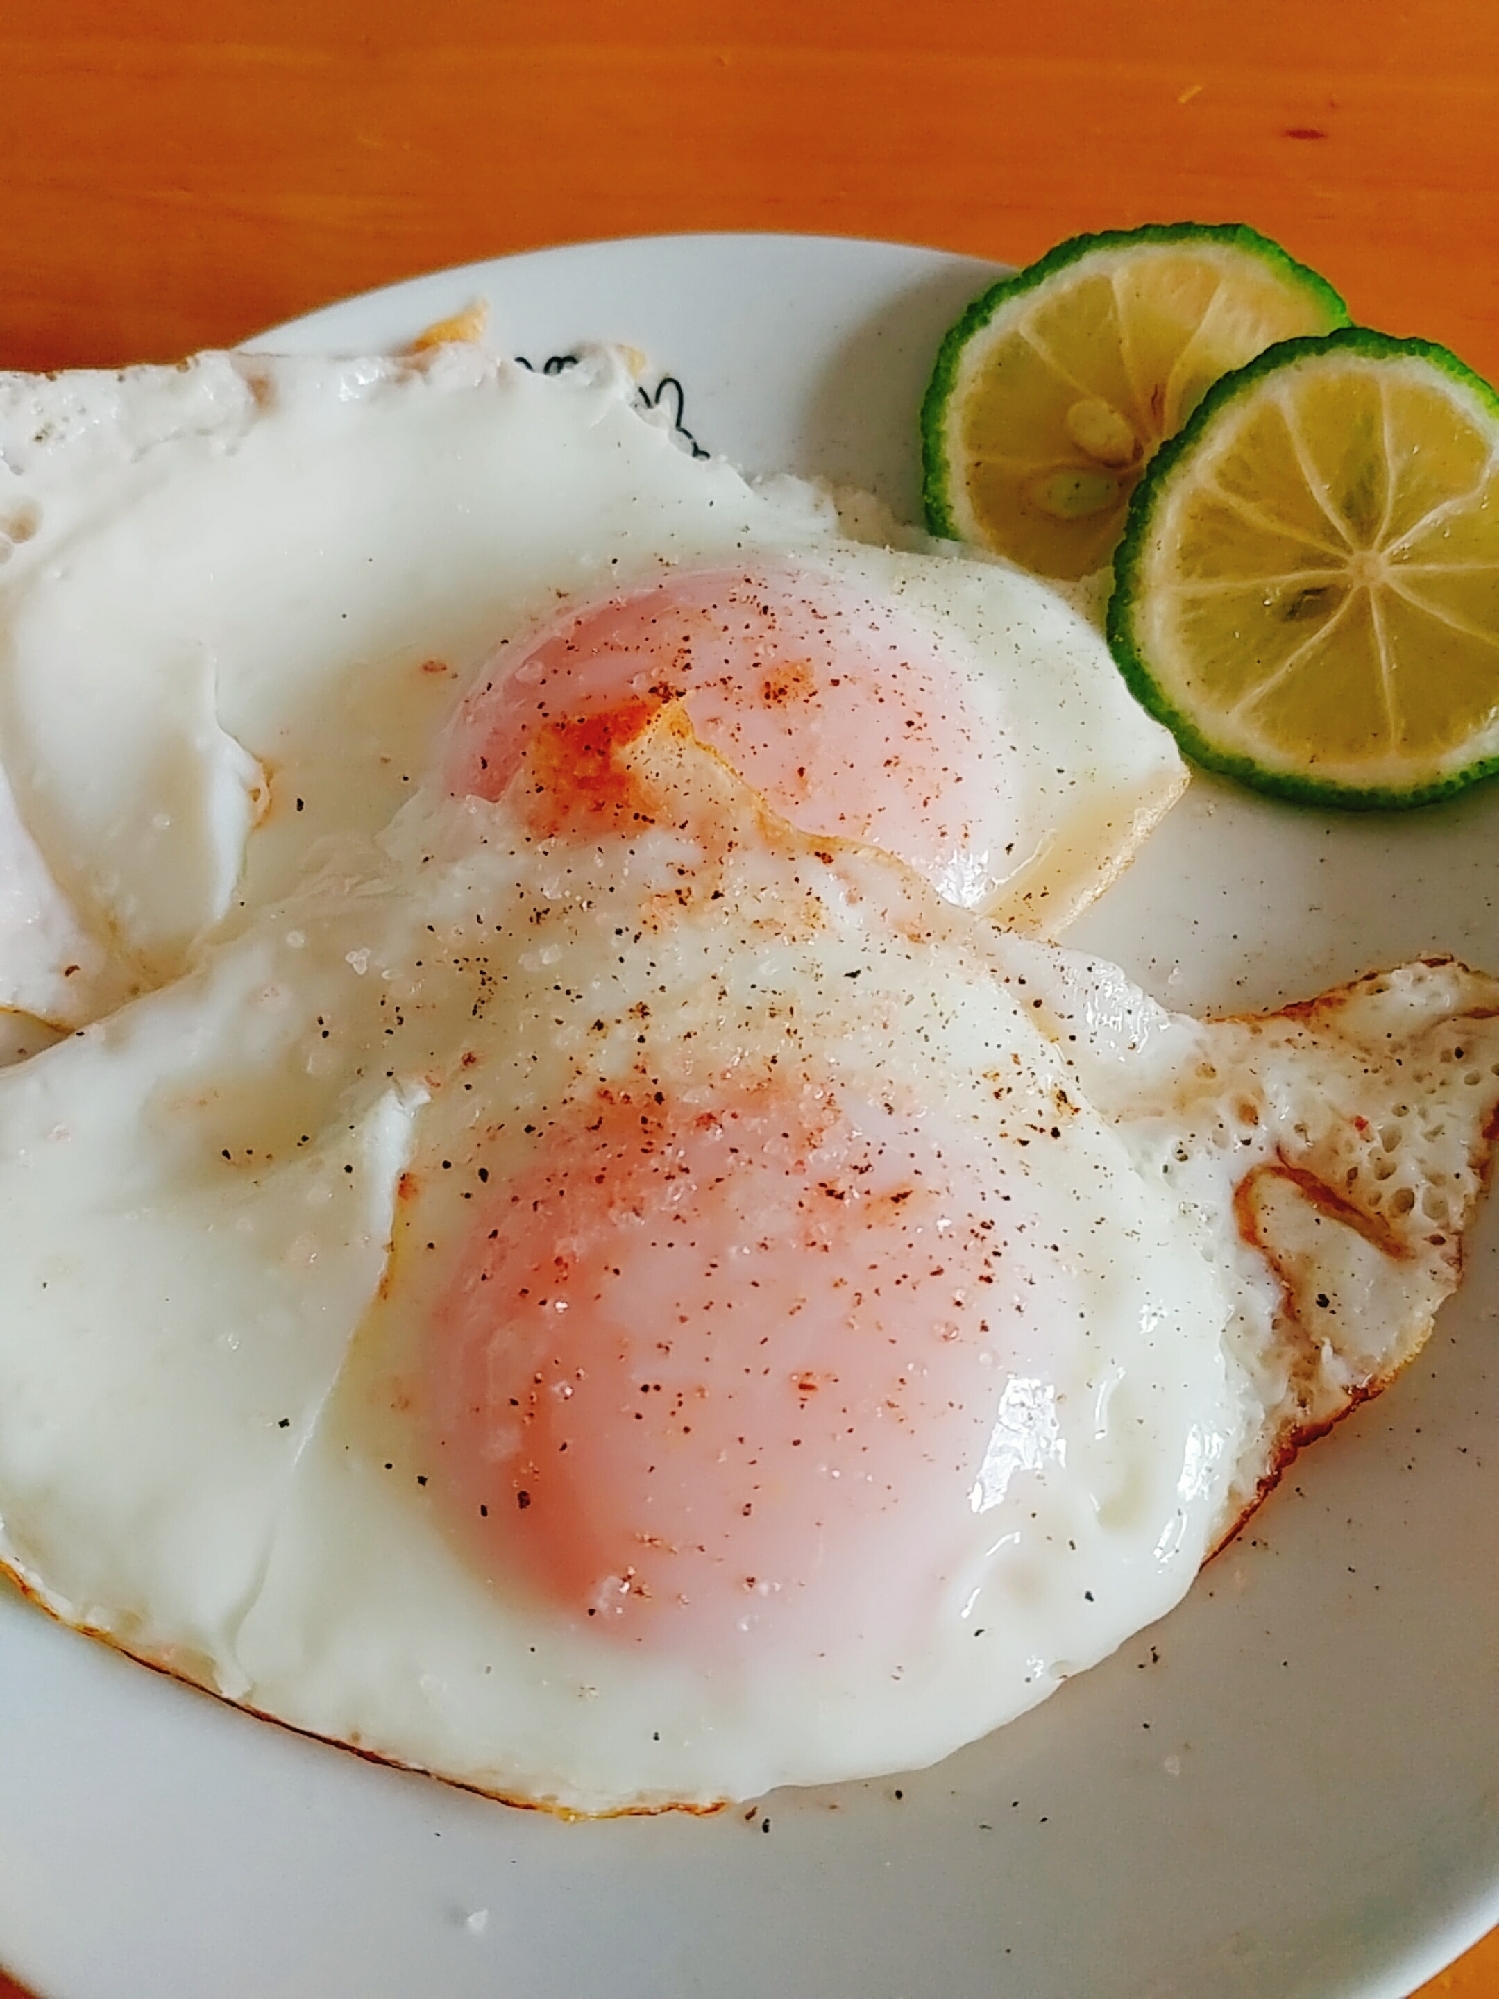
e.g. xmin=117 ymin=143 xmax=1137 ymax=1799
xmin=513 ymin=353 xmax=583 ymax=377
xmin=635 ymin=376 xmax=710 ymax=459
xmin=513 ymin=354 xmax=711 ymax=458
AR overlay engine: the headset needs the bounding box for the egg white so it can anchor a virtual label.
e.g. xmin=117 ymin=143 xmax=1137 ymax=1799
xmin=990 ymin=933 xmax=1499 ymax=1535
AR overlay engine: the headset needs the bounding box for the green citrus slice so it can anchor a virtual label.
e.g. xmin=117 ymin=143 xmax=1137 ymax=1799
xmin=1107 ymin=328 xmax=1499 ymax=809
xmin=921 ymin=223 xmax=1349 ymax=581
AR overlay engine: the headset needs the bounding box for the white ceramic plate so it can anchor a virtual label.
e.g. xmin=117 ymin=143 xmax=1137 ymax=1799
xmin=2 ymin=234 xmax=1497 ymax=1999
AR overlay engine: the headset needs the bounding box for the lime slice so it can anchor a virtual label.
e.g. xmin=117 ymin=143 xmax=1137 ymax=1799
xmin=921 ymin=223 xmax=1349 ymax=580
xmin=1108 ymin=329 xmax=1499 ymax=809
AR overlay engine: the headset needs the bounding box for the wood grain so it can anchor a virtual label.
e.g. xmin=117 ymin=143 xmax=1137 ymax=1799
xmin=5 ymin=0 xmax=1499 ymax=372
xmin=1 ymin=3 xmax=1497 ymax=1995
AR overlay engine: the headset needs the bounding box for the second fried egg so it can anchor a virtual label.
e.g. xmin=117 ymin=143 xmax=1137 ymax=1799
xmin=0 ymin=696 xmax=1240 ymax=1811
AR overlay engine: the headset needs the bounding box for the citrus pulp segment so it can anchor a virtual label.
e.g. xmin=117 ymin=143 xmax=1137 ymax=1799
xmin=921 ymin=224 xmax=1349 ymax=581
xmin=1107 ymin=329 xmax=1499 ymax=808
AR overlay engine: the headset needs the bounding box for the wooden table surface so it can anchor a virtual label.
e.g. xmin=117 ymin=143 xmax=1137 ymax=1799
xmin=2 ymin=2 xmax=1498 ymax=1994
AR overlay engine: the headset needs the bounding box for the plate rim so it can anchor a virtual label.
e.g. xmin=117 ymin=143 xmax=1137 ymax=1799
xmin=253 ymin=227 xmax=1001 ymax=347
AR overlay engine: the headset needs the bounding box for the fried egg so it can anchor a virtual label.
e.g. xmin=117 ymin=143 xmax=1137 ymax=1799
xmin=0 ymin=698 xmax=1242 ymax=1807
xmin=1 ymin=342 xmax=1495 ymax=1816
xmin=0 ymin=343 xmax=1183 ymax=1037
xmin=1 ymin=677 xmax=1495 ymax=1813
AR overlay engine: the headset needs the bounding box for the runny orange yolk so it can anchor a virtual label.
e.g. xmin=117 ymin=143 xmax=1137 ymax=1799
xmin=427 ymin=1087 xmax=1051 ymax=1660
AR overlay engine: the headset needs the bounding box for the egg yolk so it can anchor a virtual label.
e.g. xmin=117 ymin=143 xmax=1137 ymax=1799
xmin=428 ymin=1086 xmax=1060 ymax=1660
xmin=447 ymin=565 xmax=1021 ymax=910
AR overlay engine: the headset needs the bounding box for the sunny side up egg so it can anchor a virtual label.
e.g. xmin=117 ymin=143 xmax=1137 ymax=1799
xmin=5 ymin=664 xmax=1496 ymax=1814
xmin=2 ymin=341 xmax=1497 ymax=1815
xmin=0 ymin=689 xmax=1244 ymax=1810
xmin=0 ymin=340 xmax=1184 ymax=1042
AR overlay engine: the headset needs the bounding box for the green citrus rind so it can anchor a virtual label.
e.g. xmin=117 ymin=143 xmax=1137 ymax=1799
xmin=921 ymin=222 xmax=1350 ymax=563
xmin=1106 ymin=325 xmax=1499 ymax=811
